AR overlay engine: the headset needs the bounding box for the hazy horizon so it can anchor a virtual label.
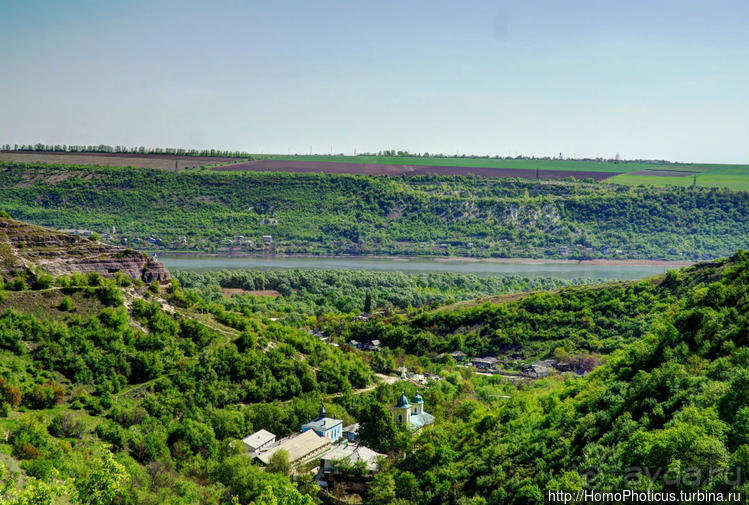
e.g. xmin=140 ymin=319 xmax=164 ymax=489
xmin=1 ymin=0 xmax=748 ymax=164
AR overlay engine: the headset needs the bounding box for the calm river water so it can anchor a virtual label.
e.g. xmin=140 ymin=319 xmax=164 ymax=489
xmin=159 ymin=255 xmax=680 ymax=281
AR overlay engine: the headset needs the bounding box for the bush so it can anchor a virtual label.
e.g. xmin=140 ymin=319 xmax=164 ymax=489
xmin=265 ymin=449 xmax=291 ymax=475
xmin=21 ymin=457 xmax=55 ymax=480
xmin=11 ymin=276 xmax=27 ymax=291
xmin=58 ymin=296 xmax=75 ymax=312
xmin=114 ymin=271 xmax=132 ymax=287
xmin=24 ymin=382 xmax=65 ymax=409
xmin=167 ymin=419 xmax=217 ymax=459
xmin=96 ymin=421 xmax=127 ymax=452
xmin=0 ymin=377 xmax=22 ymax=407
xmin=31 ymin=272 xmax=53 ymax=290
xmin=49 ymin=411 xmax=86 ymax=438
xmin=10 ymin=418 xmax=55 ymax=460
xmin=96 ymin=282 xmax=124 ymax=307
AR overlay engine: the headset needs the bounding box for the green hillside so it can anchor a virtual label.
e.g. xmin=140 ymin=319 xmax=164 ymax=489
xmin=1 ymin=162 xmax=748 ymax=260
xmin=2 ymin=217 xmax=749 ymax=504
xmin=355 ymin=250 xmax=749 ymax=504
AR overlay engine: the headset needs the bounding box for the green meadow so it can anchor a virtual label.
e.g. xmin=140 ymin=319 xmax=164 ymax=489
xmin=609 ymin=164 xmax=749 ymax=190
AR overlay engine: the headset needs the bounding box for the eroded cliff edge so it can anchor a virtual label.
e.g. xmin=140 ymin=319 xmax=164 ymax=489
xmin=0 ymin=217 xmax=170 ymax=282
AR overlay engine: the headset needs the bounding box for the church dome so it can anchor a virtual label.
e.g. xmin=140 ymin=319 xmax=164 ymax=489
xmin=395 ymin=391 xmax=410 ymax=408
xmin=411 ymin=392 xmax=424 ymax=404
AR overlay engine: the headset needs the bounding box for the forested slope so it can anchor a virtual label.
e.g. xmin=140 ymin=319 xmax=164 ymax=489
xmin=2 ymin=216 xmax=748 ymax=504
xmin=1 ymin=162 xmax=747 ymax=260
xmin=364 ymin=251 xmax=749 ymax=504
xmin=0 ymin=222 xmax=375 ymax=504
xmin=327 ymin=270 xmax=685 ymax=360
xmin=174 ymin=268 xmax=593 ymax=323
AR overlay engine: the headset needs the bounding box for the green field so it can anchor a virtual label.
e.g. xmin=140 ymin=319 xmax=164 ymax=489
xmin=609 ymin=164 xmax=749 ymax=191
xmin=264 ymin=153 xmax=742 ymax=174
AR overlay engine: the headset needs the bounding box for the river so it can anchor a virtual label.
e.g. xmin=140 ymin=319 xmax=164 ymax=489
xmin=159 ymin=254 xmax=682 ymax=281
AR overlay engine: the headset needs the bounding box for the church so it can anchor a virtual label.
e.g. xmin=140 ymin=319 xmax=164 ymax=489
xmin=393 ymin=391 xmax=435 ymax=431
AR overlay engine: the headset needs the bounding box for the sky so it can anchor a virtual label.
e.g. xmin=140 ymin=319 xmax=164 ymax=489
xmin=1 ymin=0 xmax=748 ymax=163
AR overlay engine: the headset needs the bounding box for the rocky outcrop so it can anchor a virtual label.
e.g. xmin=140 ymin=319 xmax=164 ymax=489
xmin=0 ymin=218 xmax=170 ymax=282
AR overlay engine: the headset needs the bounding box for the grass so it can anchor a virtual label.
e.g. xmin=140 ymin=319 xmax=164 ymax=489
xmin=262 ymin=154 xmax=744 ymax=175
xmin=608 ymin=165 xmax=749 ymax=191
xmin=0 ymin=288 xmax=104 ymax=322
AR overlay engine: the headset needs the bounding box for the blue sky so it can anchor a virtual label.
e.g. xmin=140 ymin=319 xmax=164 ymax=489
xmin=1 ymin=0 xmax=748 ymax=163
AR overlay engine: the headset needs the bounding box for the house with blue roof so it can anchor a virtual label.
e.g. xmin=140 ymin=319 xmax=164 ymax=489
xmin=301 ymin=402 xmax=343 ymax=441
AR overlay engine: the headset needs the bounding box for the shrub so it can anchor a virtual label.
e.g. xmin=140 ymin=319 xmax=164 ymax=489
xmin=24 ymin=382 xmax=65 ymax=409
xmin=0 ymin=377 xmax=22 ymax=407
xmin=58 ymin=296 xmax=75 ymax=312
xmin=11 ymin=276 xmax=27 ymax=291
xmin=114 ymin=271 xmax=132 ymax=287
xmin=96 ymin=282 xmax=124 ymax=307
xmin=49 ymin=411 xmax=86 ymax=438
xmin=96 ymin=422 xmax=127 ymax=452
xmin=31 ymin=271 xmax=54 ymax=290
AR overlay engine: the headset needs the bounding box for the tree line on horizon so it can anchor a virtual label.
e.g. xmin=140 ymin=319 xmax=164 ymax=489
xmin=0 ymin=143 xmax=253 ymax=158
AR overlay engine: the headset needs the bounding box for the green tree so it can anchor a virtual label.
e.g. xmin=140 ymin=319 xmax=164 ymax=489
xmin=368 ymin=472 xmax=396 ymax=505
xmin=266 ymin=449 xmax=291 ymax=476
xmin=254 ymin=483 xmax=314 ymax=505
xmin=357 ymin=400 xmax=396 ymax=453
xmin=72 ymin=451 xmax=127 ymax=505
xmin=364 ymin=291 xmax=373 ymax=313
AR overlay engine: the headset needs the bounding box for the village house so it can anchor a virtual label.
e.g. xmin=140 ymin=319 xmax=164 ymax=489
xmin=301 ymin=403 xmax=343 ymax=441
xmin=471 ymin=356 xmax=499 ymax=370
xmin=362 ymin=339 xmax=381 ymax=351
xmin=409 ymin=372 xmax=427 ymax=385
xmin=241 ymin=429 xmax=276 ymax=452
xmin=254 ymin=429 xmax=331 ymax=467
xmin=523 ymin=363 xmax=551 ymax=378
xmin=342 ymin=424 xmax=359 ymax=442
xmin=320 ymin=443 xmax=384 ymax=477
xmin=449 ymin=350 xmax=467 ymax=361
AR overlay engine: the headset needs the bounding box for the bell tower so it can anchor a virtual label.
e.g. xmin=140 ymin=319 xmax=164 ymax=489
xmin=393 ymin=391 xmax=411 ymax=426
xmin=411 ymin=392 xmax=424 ymax=416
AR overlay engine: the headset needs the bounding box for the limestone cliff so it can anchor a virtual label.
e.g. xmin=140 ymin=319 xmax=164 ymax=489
xmin=0 ymin=217 xmax=170 ymax=282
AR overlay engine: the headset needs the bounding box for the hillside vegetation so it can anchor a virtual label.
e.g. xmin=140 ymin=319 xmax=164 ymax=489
xmin=1 ymin=217 xmax=748 ymax=504
xmin=0 ymin=225 xmax=376 ymax=504
xmin=362 ymin=251 xmax=749 ymax=504
xmin=174 ymin=268 xmax=594 ymax=324
xmin=1 ymin=162 xmax=747 ymax=260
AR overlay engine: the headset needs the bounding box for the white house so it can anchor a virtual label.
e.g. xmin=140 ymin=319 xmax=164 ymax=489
xmin=241 ymin=429 xmax=276 ymax=452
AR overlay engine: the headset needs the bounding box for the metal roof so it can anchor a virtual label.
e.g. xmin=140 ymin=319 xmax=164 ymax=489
xmin=302 ymin=417 xmax=343 ymax=432
xmin=255 ymin=430 xmax=331 ymax=465
xmin=241 ymin=429 xmax=275 ymax=450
